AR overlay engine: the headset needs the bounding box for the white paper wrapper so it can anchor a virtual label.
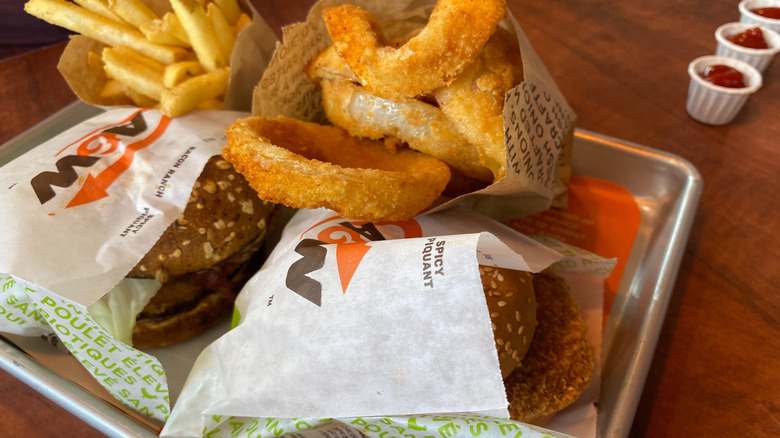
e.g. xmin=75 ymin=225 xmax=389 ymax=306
xmin=0 ymin=108 xmax=249 ymax=423
xmin=162 ymin=207 xmax=615 ymax=438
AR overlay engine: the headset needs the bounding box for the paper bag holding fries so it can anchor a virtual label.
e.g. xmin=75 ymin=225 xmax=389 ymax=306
xmin=24 ymin=0 xmax=277 ymax=116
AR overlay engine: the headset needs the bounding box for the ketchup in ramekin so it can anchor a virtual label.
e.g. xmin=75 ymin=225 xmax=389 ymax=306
xmin=728 ymin=27 xmax=770 ymax=49
xmin=686 ymin=55 xmax=762 ymax=125
xmin=751 ymin=7 xmax=780 ymax=19
xmin=699 ymin=65 xmax=748 ymax=88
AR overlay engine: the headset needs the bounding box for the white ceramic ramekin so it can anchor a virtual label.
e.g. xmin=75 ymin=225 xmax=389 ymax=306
xmin=686 ymin=55 xmax=762 ymax=125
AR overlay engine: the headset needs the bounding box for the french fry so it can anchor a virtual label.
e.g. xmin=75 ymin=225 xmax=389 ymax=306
xmin=123 ymin=85 xmax=160 ymax=108
xmin=163 ymin=60 xmax=204 ymax=88
xmin=110 ymin=45 xmax=167 ymax=72
xmin=86 ymin=50 xmax=107 ymax=81
xmin=73 ymin=0 xmax=123 ymax=22
xmin=102 ymin=46 xmax=166 ymax=101
xmin=213 ymin=0 xmax=241 ymax=25
xmin=99 ymin=78 xmax=134 ymax=104
xmin=141 ymin=18 xmax=190 ymax=47
xmin=196 ymin=98 xmax=225 ymax=110
xmin=162 ymin=12 xmax=190 ymax=45
xmin=169 ymin=0 xmax=225 ymax=72
xmin=207 ymin=2 xmax=235 ymax=62
xmin=160 ymin=68 xmax=229 ymax=117
xmin=108 ymin=0 xmax=158 ymax=29
xmin=24 ymin=0 xmax=186 ymax=64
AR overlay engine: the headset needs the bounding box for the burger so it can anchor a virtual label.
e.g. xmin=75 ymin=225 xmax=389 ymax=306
xmin=479 ymin=265 xmax=594 ymax=425
xmin=120 ymin=155 xmax=277 ymax=349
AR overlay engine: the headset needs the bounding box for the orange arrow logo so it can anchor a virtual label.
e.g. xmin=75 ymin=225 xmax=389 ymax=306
xmin=310 ymin=217 xmax=423 ymax=294
xmin=66 ymin=115 xmax=172 ymax=208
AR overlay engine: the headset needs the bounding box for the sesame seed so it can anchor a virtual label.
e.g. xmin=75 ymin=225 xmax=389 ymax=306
xmin=518 ymin=326 xmax=525 ymax=335
xmin=157 ymin=254 xmax=166 ymax=261
xmin=515 ymin=310 xmax=521 ymax=321
xmin=240 ymin=200 xmax=254 ymax=214
xmin=496 ymin=338 xmax=504 ymax=345
xmin=491 ymin=312 xmax=499 ymax=318
xmin=214 ymin=219 xmax=226 ymax=230
xmin=490 ymin=280 xmax=498 ymax=289
xmin=182 ymin=240 xmax=191 ymax=246
xmin=498 ymin=300 xmax=507 ymax=307
xmin=199 ymin=228 xmax=206 ymax=234
xmin=203 ymin=242 xmax=214 ymax=258
xmin=507 ymin=323 xmax=512 ymax=333
xmin=491 ymin=323 xmax=497 ymax=331
xmin=497 ymin=273 xmax=504 ymax=282
xmin=171 ymin=249 xmax=182 ymax=258
xmin=215 ymin=159 xmax=232 ymax=170
xmin=228 ymin=193 xmax=236 ymax=202
xmin=154 ymin=269 xmax=169 ymax=283
xmin=202 ymin=180 xmax=217 ymax=194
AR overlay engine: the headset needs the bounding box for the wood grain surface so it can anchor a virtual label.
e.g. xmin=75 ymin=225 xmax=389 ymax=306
xmin=1 ymin=0 xmax=778 ymax=436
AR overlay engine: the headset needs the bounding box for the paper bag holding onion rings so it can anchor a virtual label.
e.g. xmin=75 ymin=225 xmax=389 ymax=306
xmin=227 ymin=0 xmax=575 ymax=224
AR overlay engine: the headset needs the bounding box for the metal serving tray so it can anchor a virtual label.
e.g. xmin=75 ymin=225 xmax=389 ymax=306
xmin=0 ymin=101 xmax=702 ymax=438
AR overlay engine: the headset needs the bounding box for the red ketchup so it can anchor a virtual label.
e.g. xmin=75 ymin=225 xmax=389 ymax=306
xmin=728 ymin=27 xmax=769 ymax=49
xmin=699 ymin=65 xmax=747 ymax=88
xmin=750 ymin=7 xmax=780 ymax=19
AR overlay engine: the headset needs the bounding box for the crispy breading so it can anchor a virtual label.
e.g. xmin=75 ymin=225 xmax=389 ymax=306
xmin=323 ymin=0 xmax=507 ymax=100
xmin=505 ymin=272 xmax=594 ymax=425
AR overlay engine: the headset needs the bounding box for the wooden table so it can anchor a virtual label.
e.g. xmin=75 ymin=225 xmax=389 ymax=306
xmin=1 ymin=0 xmax=778 ymax=436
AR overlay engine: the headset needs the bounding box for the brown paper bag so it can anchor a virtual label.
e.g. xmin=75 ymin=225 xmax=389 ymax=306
xmin=249 ymin=0 xmax=576 ymax=220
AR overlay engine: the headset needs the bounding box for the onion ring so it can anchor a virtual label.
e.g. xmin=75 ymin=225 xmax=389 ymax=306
xmin=322 ymin=0 xmax=507 ymax=100
xmin=433 ymin=27 xmax=524 ymax=181
xmin=223 ymin=116 xmax=451 ymax=222
xmin=308 ymin=57 xmax=492 ymax=182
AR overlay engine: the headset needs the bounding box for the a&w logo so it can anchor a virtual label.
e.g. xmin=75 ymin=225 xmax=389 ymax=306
xmin=286 ymin=215 xmax=422 ymax=306
xmin=30 ymin=109 xmax=171 ymax=208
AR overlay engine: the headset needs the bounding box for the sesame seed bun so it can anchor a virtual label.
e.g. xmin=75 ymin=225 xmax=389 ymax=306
xmin=129 ymin=155 xmax=276 ymax=282
xmin=128 ymin=155 xmax=277 ymax=349
xmin=479 ymin=265 xmax=538 ymax=378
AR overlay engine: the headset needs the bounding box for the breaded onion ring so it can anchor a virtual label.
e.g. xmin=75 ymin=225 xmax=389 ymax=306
xmin=309 ymin=67 xmax=492 ymax=182
xmin=433 ymin=27 xmax=524 ymax=181
xmin=306 ymin=44 xmax=359 ymax=84
xmin=223 ymin=116 xmax=451 ymax=222
xmin=322 ymin=0 xmax=507 ymax=100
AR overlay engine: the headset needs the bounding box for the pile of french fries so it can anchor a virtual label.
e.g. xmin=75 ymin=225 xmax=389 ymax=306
xmin=25 ymin=0 xmax=251 ymax=117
